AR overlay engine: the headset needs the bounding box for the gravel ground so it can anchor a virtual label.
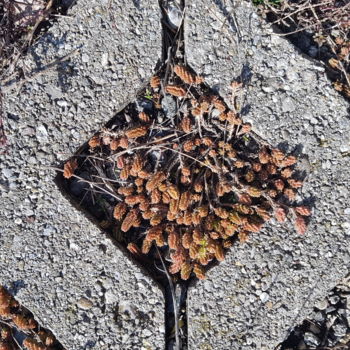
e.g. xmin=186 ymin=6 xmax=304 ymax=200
xmin=185 ymin=0 xmax=350 ymax=349
xmin=0 ymin=0 xmax=164 ymax=349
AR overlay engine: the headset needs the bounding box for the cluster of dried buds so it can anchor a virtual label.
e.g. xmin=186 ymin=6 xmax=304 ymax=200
xmin=0 ymin=286 xmax=63 ymax=350
xmin=64 ymin=64 xmax=311 ymax=280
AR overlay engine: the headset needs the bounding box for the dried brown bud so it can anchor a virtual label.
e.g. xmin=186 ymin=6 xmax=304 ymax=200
xmin=284 ymin=188 xmax=296 ymax=201
xmin=124 ymin=195 xmax=146 ymax=206
xmin=252 ymin=162 xmax=262 ymax=172
xmin=169 ymin=199 xmax=180 ymax=214
xmin=138 ymin=170 xmax=150 ymax=179
xmin=179 ymin=191 xmax=192 ymax=211
xmin=142 ymin=239 xmax=152 ymax=254
xmin=215 ymin=244 xmax=225 ymax=262
xmin=88 ymin=135 xmax=100 ymax=148
xmin=12 ymin=315 xmax=36 ymax=330
xmin=110 ymin=139 xmax=120 ymax=150
xmin=119 ymin=136 xmax=129 ymax=149
xmin=120 ymin=165 xmax=131 ymax=181
xmin=229 ymin=212 xmax=247 ymax=225
xmin=180 ymin=262 xmax=193 ymax=280
xmin=214 ymin=207 xmax=229 ymax=219
xmin=271 ymin=149 xmax=285 ymax=161
xmin=63 ymin=158 xmax=78 ymax=179
xmin=162 ymin=192 xmax=171 ymax=204
xmin=245 ymin=170 xmax=255 ymax=183
xmin=212 ymin=96 xmax=226 ymax=112
xmin=113 ymin=202 xmax=127 ymax=220
xmin=167 ymin=184 xmax=180 ymax=200
xmin=168 ymin=231 xmax=180 ymax=250
xmin=138 ymin=112 xmax=150 ymax=123
xmin=258 ymin=148 xmax=270 ymax=164
xmin=193 ymin=263 xmax=206 ymax=280
xmin=287 ymin=179 xmax=303 ymax=188
xmin=183 ymin=211 xmax=193 ymax=226
xmin=125 ymin=125 xmax=148 ymax=139
xmin=182 ymin=231 xmax=193 ymax=249
xmin=238 ymin=231 xmax=249 ymax=243
xmin=234 ymin=160 xmax=245 ymax=168
xmin=150 ymin=214 xmax=164 ymax=226
xmin=274 ymin=179 xmax=285 ymax=191
xmin=0 ymin=287 xmax=11 ymax=308
xmin=275 ymin=207 xmax=286 ymax=222
xmin=166 ymin=85 xmax=187 ymax=97
xmin=295 ymin=216 xmax=307 ymax=234
xmin=183 ymin=140 xmax=195 ymax=152
xmin=246 ymin=187 xmax=262 ymax=198
xmin=23 ymin=338 xmax=47 ymax=350
xmin=150 ymin=76 xmax=161 ymax=88
xmin=173 ymin=65 xmax=203 ymax=85
xmin=121 ymin=209 xmax=139 ymax=232
xmin=127 ymin=243 xmax=141 ymax=255
xmin=281 ymin=167 xmax=293 ymax=178
xmin=131 ymin=154 xmax=143 ymax=174
xmin=238 ymin=194 xmax=252 ymax=205
xmin=151 ymin=189 xmax=161 ymax=204
xmin=146 ymin=172 xmax=166 ymax=192
xmin=294 ymin=206 xmax=311 ymax=216
xmin=181 ymin=117 xmax=192 ymax=133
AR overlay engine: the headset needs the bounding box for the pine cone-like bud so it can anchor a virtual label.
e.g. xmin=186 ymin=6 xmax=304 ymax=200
xmin=275 ymin=207 xmax=286 ymax=222
xmin=119 ymin=136 xmax=129 ymax=149
xmin=192 ymin=229 xmax=203 ymax=244
xmin=229 ymin=212 xmax=247 ymax=225
xmin=274 ymin=179 xmax=285 ymax=191
xmin=183 ymin=140 xmax=195 ymax=152
xmin=63 ymin=158 xmax=78 ymax=179
xmin=150 ymin=214 xmax=163 ymax=226
xmin=255 ymin=207 xmax=271 ymax=222
xmin=0 ymin=306 xmax=11 ymax=318
xmin=294 ymin=206 xmax=311 ymax=216
xmin=258 ymin=148 xmax=270 ymax=164
xmin=121 ymin=209 xmax=139 ymax=232
xmin=243 ymin=219 xmax=263 ymax=233
xmin=284 ymin=188 xmax=296 ymax=201
xmin=189 ymin=243 xmax=199 ymax=259
xmin=214 ymin=244 xmax=225 ymax=261
xmin=0 ymin=287 xmax=11 ymax=308
xmin=180 ymin=262 xmax=192 ymax=280
xmin=204 ymin=215 xmax=215 ymax=230
xmin=166 ymin=85 xmax=186 ymax=97
xmin=180 ymin=117 xmax=192 ymax=133
xmin=118 ymin=186 xmax=134 ymax=196
xmin=173 ymin=65 xmax=203 ymax=85
xmin=246 ymin=187 xmax=262 ymax=198
xmin=138 ymin=112 xmax=150 ymax=123
xmin=131 ymin=154 xmax=143 ymax=174
xmin=182 ymin=231 xmax=193 ymax=249
xmin=179 ymin=191 xmax=191 ymax=211
xmin=124 ymin=195 xmax=146 ymax=206
xmin=295 ymin=216 xmax=307 ymax=234
xmin=238 ymin=194 xmax=252 ymax=205
xmin=287 ymin=179 xmax=303 ymax=188
xmin=212 ymin=96 xmax=226 ymax=112
xmin=37 ymin=330 xmax=55 ymax=346
xmin=141 ymin=239 xmax=152 ymax=254
xmin=151 ymin=189 xmax=161 ymax=204
xmin=150 ymin=76 xmax=161 ymax=88
xmin=146 ymin=172 xmax=166 ymax=192
xmin=168 ymin=231 xmax=180 ymax=250
xmin=23 ymin=337 xmax=47 ymax=350
xmin=271 ymin=148 xmax=285 ymax=161
xmin=169 ymin=199 xmax=180 ymax=214
xmin=125 ymin=126 xmax=148 ymax=139
xmin=127 ymin=242 xmax=141 ymax=255
xmin=113 ymin=202 xmax=127 ymax=221
xmin=222 ymin=239 xmax=233 ymax=248
xmin=238 ymin=231 xmax=249 ymax=243
xmin=119 ymin=165 xmax=131 ymax=180
xmin=245 ymin=170 xmax=255 ymax=183
xmin=193 ymin=263 xmax=206 ymax=280
xmin=167 ymin=184 xmax=180 ymax=200
xmin=281 ymin=167 xmax=293 ymax=178
xmin=214 ymin=207 xmax=229 ymax=219
xmin=182 ymin=211 xmax=192 ymax=226
xmin=194 ymin=181 xmax=203 ymax=193
xmin=282 ymin=155 xmax=297 ymax=167
xmin=110 ymin=139 xmax=120 ymax=151
xmin=12 ymin=315 xmax=36 ymax=330
xmin=88 ymin=135 xmax=100 ymax=148
xmin=191 ymin=212 xmax=201 ymax=225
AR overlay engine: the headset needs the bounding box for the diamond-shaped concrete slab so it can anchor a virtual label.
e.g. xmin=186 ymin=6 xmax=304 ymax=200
xmin=185 ymin=1 xmax=350 ymax=349
xmin=0 ymin=0 xmax=164 ymax=349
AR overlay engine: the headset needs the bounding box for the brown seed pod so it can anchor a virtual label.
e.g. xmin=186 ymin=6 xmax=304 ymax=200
xmin=12 ymin=315 xmax=36 ymax=330
xmin=169 ymin=199 xmax=180 ymax=214
xmin=294 ymin=206 xmax=311 ymax=216
xmin=150 ymin=76 xmax=161 ymax=88
xmin=162 ymin=192 xmax=171 ymax=204
xmin=167 ymin=184 xmax=180 ymax=200
xmin=234 ymin=204 xmax=254 ymax=215
xmin=138 ymin=112 xmax=150 ymax=123
xmin=166 ymin=85 xmax=187 ymax=97
xmin=258 ymin=148 xmax=270 ymax=164
xmin=243 ymin=219 xmax=263 ymax=233
xmin=37 ymin=330 xmax=55 ymax=346
xmin=110 ymin=139 xmax=120 ymax=150
xmin=183 ymin=211 xmax=193 ymax=226
xmin=255 ymin=207 xmax=271 ymax=221
xmin=214 ymin=207 xmax=229 ymax=219
xmin=275 ymin=207 xmax=286 ymax=223
xmin=197 ymin=205 xmax=208 ymax=218
xmin=284 ymin=188 xmax=296 ymax=201
xmin=287 ymin=179 xmax=303 ymax=188
xmin=209 ymin=231 xmax=220 ymax=239
xmin=150 ymin=214 xmax=163 ymax=226
xmin=113 ymin=202 xmax=127 ymax=220
xmin=212 ymin=96 xmax=226 ymax=112
xmin=268 ymin=189 xmax=277 ymax=198
xmin=193 ymin=263 xmax=206 ymax=280
xmin=118 ymin=186 xmax=134 ymax=196
xmin=121 ymin=209 xmax=139 ymax=232
xmin=179 ymin=191 xmax=192 ymax=211
xmin=281 ymin=167 xmax=293 ymax=178
xmin=23 ymin=338 xmax=47 ymax=350
xmin=238 ymin=231 xmax=249 ymax=243
xmin=0 ymin=306 xmax=11 ymax=318
xmin=88 ymin=135 xmax=100 ymax=148
xmin=120 ymin=165 xmax=131 ymax=181
xmin=180 ymin=262 xmax=193 ymax=280
xmin=205 ymin=215 xmax=215 ymax=230
xmin=191 ymin=212 xmax=201 ymax=225
xmin=139 ymin=200 xmax=150 ymax=212
xmin=124 ymin=195 xmax=146 ymax=206
xmin=295 ymin=216 xmax=307 ymax=234
xmin=189 ymin=242 xmax=199 ymax=259
xmin=182 ymin=231 xmax=193 ymax=249
xmin=181 ymin=117 xmax=192 ymax=133
xmin=142 ymin=239 xmax=152 ymax=254
xmin=151 ymin=189 xmax=161 ymax=204
xmin=282 ymin=155 xmax=297 ymax=167
xmin=274 ymin=179 xmax=285 ymax=191
xmin=229 ymin=212 xmax=247 ymax=225
xmin=125 ymin=125 xmax=148 ymax=139
xmin=223 ymin=239 xmax=233 ymax=249
xmin=181 ymin=167 xmax=191 ymax=177
xmin=238 ymin=193 xmax=252 ymax=205
xmin=271 ymin=149 xmax=285 ymax=162
xmin=127 ymin=243 xmax=141 ymax=255
xmin=192 ymin=229 xmax=204 ymax=244
xmin=245 ymin=170 xmax=255 ymax=183
xmin=0 ymin=287 xmax=11 ymax=308
xmin=168 ymin=231 xmax=180 ymax=250
xmin=167 ymin=211 xmax=177 ymax=221
xmin=246 ymin=187 xmax=262 ymax=198
xmin=215 ymin=244 xmax=225 ymax=262
xmin=173 ymin=65 xmax=203 ymax=85
xmin=63 ymin=158 xmax=78 ymax=179
xmin=183 ymin=140 xmax=195 ymax=152
xmin=116 ymin=155 xmax=125 ymax=169
xmin=266 ymin=163 xmax=277 ymax=175
xmin=142 ymin=210 xmax=154 ymax=220
xmin=194 ymin=181 xmax=203 ymax=193
xmin=146 ymin=172 xmax=166 ymax=192
xmin=138 ymin=170 xmax=151 ymax=179
xmin=119 ymin=136 xmax=129 ymax=149
xmin=131 ymin=154 xmax=143 ymax=174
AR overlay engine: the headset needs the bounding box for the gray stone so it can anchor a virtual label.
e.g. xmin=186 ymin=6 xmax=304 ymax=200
xmin=185 ymin=0 xmax=350 ymax=349
xmin=0 ymin=0 xmax=164 ymax=349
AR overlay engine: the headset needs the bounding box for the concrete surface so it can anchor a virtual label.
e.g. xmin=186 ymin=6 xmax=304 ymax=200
xmin=185 ymin=1 xmax=350 ymax=349
xmin=0 ymin=0 xmax=164 ymax=349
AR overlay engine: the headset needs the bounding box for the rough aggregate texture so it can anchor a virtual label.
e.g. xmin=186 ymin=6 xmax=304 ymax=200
xmin=185 ymin=0 xmax=350 ymax=349
xmin=0 ymin=0 xmax=164 ymax=349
